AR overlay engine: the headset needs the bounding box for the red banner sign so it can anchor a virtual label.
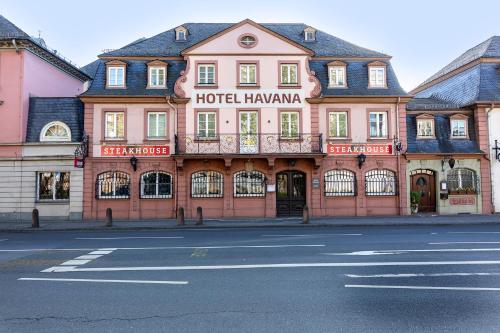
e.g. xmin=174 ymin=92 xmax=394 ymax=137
xmin=101 ymin=145 xmax=170 ymax=157
xmin=449 ymin=196 xmax=476 ymax=206
xmin=327 ymin=143 xmax=393 ymax=156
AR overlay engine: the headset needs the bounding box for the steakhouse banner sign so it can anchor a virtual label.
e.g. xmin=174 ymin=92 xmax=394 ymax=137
xmin=327 ymin=143 xmax=393 ymax=156
xmin=101 ymin=145 xmax=170 ymax=157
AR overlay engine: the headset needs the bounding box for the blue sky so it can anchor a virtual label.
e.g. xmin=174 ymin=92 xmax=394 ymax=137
xmin=1 ymin=0 xmax=498 ymax=91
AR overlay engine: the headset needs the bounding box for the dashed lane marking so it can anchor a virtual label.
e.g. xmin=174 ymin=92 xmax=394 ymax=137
xmin=42 ymin=248 xmax=117 ymax=273
xmin=52 ymin=260 xmax=500 ymax=273
xmin=18 ymin=277 xmax=188 ymax=285
xmin=75 ymin=236 xmax=184 ymax=240
xmin=345 ymin=284 xmax=500 ymax=292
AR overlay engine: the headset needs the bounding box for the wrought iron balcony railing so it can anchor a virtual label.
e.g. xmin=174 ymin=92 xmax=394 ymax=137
xmin=175 ymin=133 xmax=323 ymax=155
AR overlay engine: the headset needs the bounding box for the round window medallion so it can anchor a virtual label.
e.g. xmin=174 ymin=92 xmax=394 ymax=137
xmin=238 ymin=34 xmax=258 ymax=48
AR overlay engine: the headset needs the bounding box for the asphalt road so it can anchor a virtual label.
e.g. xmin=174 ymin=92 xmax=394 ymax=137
xmin=2 ymin=224 xmax=500 ymax=332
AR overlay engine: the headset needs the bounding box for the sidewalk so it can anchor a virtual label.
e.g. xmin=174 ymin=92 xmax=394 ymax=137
xmin=1 ymin=214 xmax=500 ymax=232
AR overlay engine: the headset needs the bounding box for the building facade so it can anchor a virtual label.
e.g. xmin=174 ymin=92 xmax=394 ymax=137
xmin=408 ymin=36 xmax=499 ymax=215
xmin=81 ymin=19 xmax=410 ymax=219
xmin=0 ymin=15 xmax=88 ymax=220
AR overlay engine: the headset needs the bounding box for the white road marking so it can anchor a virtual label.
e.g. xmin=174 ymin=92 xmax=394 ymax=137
xmin=60 ymin=259 xmax=92 ymax=266
xmin=41 ymin=266 xmax=77 ymax=273
xmin=261 ymin=234 xmax=362 ymax=237
xmin=345 ymin=284 xmax=500 ymax=292
xmin=75 ymin=236 xmax=184 ymax=240
xmin=346 ymin=272 xmax=500 ymax=278
xmin=18 ymin=277 xmax=188 ymax=285
xmin=429 ymin=242 xmax=500 ymax=245
xmin=0 ymin=248 xmax=96 ymax=252
xmin=324 ymin=248 xmax=500 ymax=256
xmin=447 ymin=232 xmax=500 ymax=234
xmin=74 ymin=255 xmax=103 ymax=260
xmin=57 ymin=260 xmax=500 ymax=273
xmin=0 ymin=239 xmax=7 ymax=242
xmin=88 ymin=250 xmax=113 ymax=255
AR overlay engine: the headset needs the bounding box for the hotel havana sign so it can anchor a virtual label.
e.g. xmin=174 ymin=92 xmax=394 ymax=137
xmin=192 ymin=89 xmax=305 ymax=108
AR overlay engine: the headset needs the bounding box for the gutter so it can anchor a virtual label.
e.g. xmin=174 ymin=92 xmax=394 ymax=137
xmin=12 ymin=39 xmax=19 ymax=53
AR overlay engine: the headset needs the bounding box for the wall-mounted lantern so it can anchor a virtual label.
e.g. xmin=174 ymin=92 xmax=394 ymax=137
xmin=357 ymin=153 xmax=366 ymax=169
xmin=493 ymin=140 xmax=500 ymax=161
xmin=441 ymin=156 xmax=455 ymax=171
xmin=130 ymin=156 xmax=138 ymax=172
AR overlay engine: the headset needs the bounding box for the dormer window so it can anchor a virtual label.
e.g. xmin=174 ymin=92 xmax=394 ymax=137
xmin=327 ymin=61 xmax=347 ymax=88
xmin=450 ymin=114 xmax=469 ymax=139
xmin=368 ymin=61 xmax=387 ymax=88
xmin=106 ymin=60 xmax=126 ymax=88
xmin=175 ymin=26 xmax=187 ymax=41
xmin=416 ymin=114 xmax=435 ymax=138
xmin=147 ymin=60 xmax=167 ymax=88
xmin=304 ymin=27 xmax=316 ymax=41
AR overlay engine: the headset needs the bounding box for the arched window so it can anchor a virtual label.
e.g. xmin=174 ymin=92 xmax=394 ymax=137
xmin=324 ymin=170 xmax=356 ymax=196
xmin=96 ymin=171 xmax=130 ymax=199
xmin=40 ymin=121 xmax=71 ymax=141
xmin=447 ymin=168 xmax=478 ymax=194
xmin=234 ymin=171 xmax=265 ymax=197
xmin=365 ymin=169 xmax=397 ymax=196
xmin=140 ymin=171 xmax=173 ymax=198
xmin=191 ymin=171 xmax=223 ymax=198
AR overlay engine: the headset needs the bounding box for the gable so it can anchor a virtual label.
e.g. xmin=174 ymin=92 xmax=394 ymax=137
xmin=182 ymin=21 xmax=312 ymax=55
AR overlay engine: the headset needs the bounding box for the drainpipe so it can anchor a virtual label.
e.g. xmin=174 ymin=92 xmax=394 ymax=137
xmin=395 ymin=97 xmax=403 ymax=215
xmin=12 ymin=39 xmax=19 ymax=53
xmin=166 ymin=95 xmax=179 ymax=218
xmin=487 ymin=102 xmax=496 ymax=213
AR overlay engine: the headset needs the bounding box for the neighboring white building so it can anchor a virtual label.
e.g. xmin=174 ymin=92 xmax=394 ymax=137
xmin=489 ymin=107 xmax=500 ymax=213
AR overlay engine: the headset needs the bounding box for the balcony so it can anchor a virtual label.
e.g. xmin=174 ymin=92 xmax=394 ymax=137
xmin=174 ymin=133 xmax=323 ymax=155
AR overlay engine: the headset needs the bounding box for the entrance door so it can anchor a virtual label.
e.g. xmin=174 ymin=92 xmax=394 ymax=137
xmin=410 ymin=171 xmax=436 ymax=212
xmin=239 ymin=111 xmax=258 ymax=154
xmin=276 ymin=171 xmax=306 ymax=216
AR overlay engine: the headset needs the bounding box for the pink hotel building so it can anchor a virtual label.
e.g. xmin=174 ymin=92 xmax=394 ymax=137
xmin=80 ymin=19 xmax=411 ymax=220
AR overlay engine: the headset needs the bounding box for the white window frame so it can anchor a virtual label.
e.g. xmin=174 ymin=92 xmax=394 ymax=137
xmin=280 ymin=64 xmax=298 ymax=85
xmin=40 ymin=121 xmax=71 ymax=142
xmin=451 ymin=119 xmax=467 ymax=138
xmin=140 ymin=171 xmax=173 ymax=199
xmin=328 ymin=66 xmax=346 ymax=88
xmin=305 ymin=31 xmax=315 ymax=41
xmin=369 ymin=67 xmax=386 ymax=88
xmin=176 ymin=29 xmax=186 ymax=41
xmin=147 ymin=112 xmax=167 ymax=139
xmin=107 ymin=66 xmax=125 ymax=87
xmin=280 ymin=111 xmax=300 ymax=139
xmin=148 ymin=66 xmax=166 ymax=88
xmin=240 ymin=35 xmax=257 ymax=47
xmin=37 ymin=171 xmax=70 ymax=201
xmin=329 ymin=112 xmax=348 ymax=138
xmin=417 ymin=118 xmax=435 ymax=138
xmin=239 ymin=64 xmax=257 ymax=85
xmin=197 ymin=64 xmax=216 ymax=85
xmin=104 ymin=112 xmax=125 ymax=139
xmin=369 ymin=111 xmax=388 ymax=138
xmin=197 ymin=112 xmax=217 ymax=139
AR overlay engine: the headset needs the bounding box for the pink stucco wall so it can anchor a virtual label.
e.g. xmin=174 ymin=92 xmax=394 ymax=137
xmin=0 ymin=49 xmax=83 ymax=157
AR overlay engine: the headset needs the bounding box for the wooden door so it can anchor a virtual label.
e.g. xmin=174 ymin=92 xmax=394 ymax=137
xmin=410 ymin=173 xmax=436 ymax=212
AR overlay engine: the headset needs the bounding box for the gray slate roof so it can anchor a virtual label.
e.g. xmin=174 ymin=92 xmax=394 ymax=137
xmin=0 ymin=15 xmax=29 ymax=39
xmin=415 ymin=36 xmax=500 ymax=90
xmin=100 ymin=22 xmax=389 ymax=58
xmin=80 ymin=59 xmax=186 ymax=96
xmin=310 ymin=60 xmax=407 ymax=96
xmin=26 ymin=97 xmax=84 ymax=142
xmin=406 ymin=114 xmax=481 ymax=154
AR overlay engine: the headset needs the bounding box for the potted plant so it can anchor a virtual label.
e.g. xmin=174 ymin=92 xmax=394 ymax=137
xmin=410 ymin=191 xmax=421 ymax=214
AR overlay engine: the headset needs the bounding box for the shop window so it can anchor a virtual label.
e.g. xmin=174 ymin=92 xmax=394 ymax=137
xmin=104 ymin=111 xmax=125 ymax=139
xmin=233 ymin=171 xmax=265 ymax=197
xmin=37 ymin=172 xmax=70 ymax=201
xmin=329 ymin=112 xmax=348 ymax=138
xmin=148 ymin=112 xmax=167 ymax=139
xmin=96 ymin=171 xmax=130 ymax=199
xmin=191 ymin=171 xmax=223 ymax=198
xmin=280 ymin=111 xmax=300 ymax=138
xmin=447 ymin=168 xmax=478 ymax=194
xmin=369 ymin=111 xmax=388 ymax=138
xmin=40 ymin=121 xmax=71 ymax=142
xmin=280 ymin=63 xmax=298 ymax=85
xmin=365 ymin=169 xmax=397 ymax=196
xmin=324 ymin=170 xmax=356 ymax=196
xmin=140 ymin=171 xmax=173 ymax=198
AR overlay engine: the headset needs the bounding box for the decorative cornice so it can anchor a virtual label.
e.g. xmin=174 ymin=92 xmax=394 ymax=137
xmin=305 ymin=59 xmax=322 ymax=98
xmin=174 ymin=59 xmax=190 ymax=98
